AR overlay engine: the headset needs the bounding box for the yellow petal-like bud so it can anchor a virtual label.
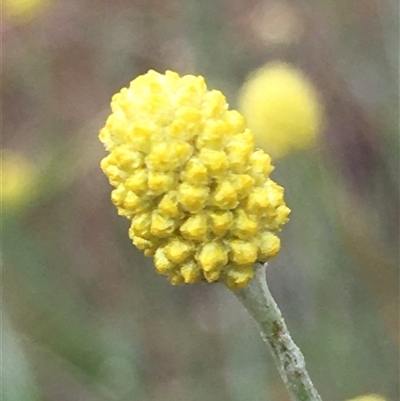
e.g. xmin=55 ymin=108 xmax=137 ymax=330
xmin=148 ymin=171 xmax=177 ymax=195
xmin=209 ymin=211 xmax=233 ymax=237
xmin=181 ymin=158 xmax=209 ymax=184
xmin=158 ymin=192 xmax=182 ymax=218
xmin=231 ymin=210 xmax=259 ymax=239
xmin=154 ymin=248 xmax=174 ymax=275
xmin=224 ymin=264 xmax=255 ymax=290
xmin=150 ymin=212 xmax=176 ymax=237
xmin=212 ymin=181 xmax=238 ymax=209
xmin=130 ymin=212 xmax=151 ymax=239
xmin=199 ymin=148 xmax=228 ymax=176
xmin=180 ymin=214 xmax=208 ymax=241
xmin=197 ymin=242 xmax=228 ymax=276
xmin=177 ymin=183 xmax=209 ymax=212
xmin=256 ymin=232 xmax=281 ymax=261
xmin=99 ymin=70 xmax=290 ymax=289
xmin=163 ymin=238 xmax=194 ymax=264
xmin=230 ymin=240 xmax=259 ymax=265
xmin=124 ymin=169 xmax=148 ymax=193
xmin=180 ymin=260 xmax=202 ymax=284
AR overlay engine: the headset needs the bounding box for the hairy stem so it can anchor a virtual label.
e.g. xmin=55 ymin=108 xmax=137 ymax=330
xmin=234 ymin=263 xmax=322 ymax=401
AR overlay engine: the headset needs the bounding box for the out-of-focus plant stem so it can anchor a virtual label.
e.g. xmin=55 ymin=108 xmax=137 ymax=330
xmin=234 ymin=263 xmax=322 ymax=401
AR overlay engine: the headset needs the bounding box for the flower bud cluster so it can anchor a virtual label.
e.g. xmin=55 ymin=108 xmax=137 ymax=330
xmin=100 ymin=70 xmax=290 ymax=289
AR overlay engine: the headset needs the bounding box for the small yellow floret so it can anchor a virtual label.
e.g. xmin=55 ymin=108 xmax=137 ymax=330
xmin=245 ymin=187 xmax=270 ymax=213
xmin=158 ymin=192 xmax=181 ymax=217
xmin=250 ymin=150 xmax=274 ymax=177
xmin=146 ymin=142 xmax=192 ymax=171
xmin=197 ymin=242 xmax=228 ymax=275
xmin=154 ymin=248 xmax=174 ymax=274
xmin=150 ymin=212 xmax=176 ymax=237
xmin=111 ymin=186 xmax=126 ymax=207
xmin=124 ymin=169 xmax=148 ymax=193
xmin=212 ymin=181 xmax=238 ymax=209
xmin=132 ymin=236 xmax=154 ymax=251
xmin=130 ymin=213 xmax=151 ymax=239
xmin=181 ymin=159 xmax=208 ymax=184
xmin=229 ymin=174 xmax=254 ymax=199
xmin=124 ymin=191 xmax=141 ymax=210
xmin=164 ymin=238 xmax=193 ymax=264
xmin=230 ymin=240 xmax=259 ymax=265
xmin=168 ymin=270 xmax=185 ymax=285
xmin=199 ymin=148 xmax=228 ymax=176
xmin=226 ymin=131 xmax=254 ymax=171
xmin=231 ymin=210 xmax=259 ymax=239
xmin=148 ymin=171 xmax=176 ymax=195
xmin=209 ymin=211 xmax=233 ymax=236
xmin=256 ymin=232 xmax=281 ymax=261
xmin=178 ymin=183 xmax=209 ymax=212
xmin=181 ymin=260 xmax=202 ymax=283
xmin=224 ymin=265 xmax=255 ymax=290
xmin=180 ymin=214 xmax=208 ymax=241
xmin=99 ymin=70 xmax=290 ymax=289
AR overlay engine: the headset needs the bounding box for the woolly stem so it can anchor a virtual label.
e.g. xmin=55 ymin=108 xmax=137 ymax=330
xmin=233 ymin=263 xmax=322 ymax=401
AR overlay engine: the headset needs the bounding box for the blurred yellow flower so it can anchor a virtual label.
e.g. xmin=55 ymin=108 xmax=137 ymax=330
xmin=238 ymin=62 xmax=323 ymax=158
xmin=345 ymin=395 xmax=387 ymax=401
xmin=1 ymin=150 xmax=37 ymax=212
xmin=99 ymin=70 xmax=290 ymax=289
xmin=4 ymin=0 xmax=50 ymax=23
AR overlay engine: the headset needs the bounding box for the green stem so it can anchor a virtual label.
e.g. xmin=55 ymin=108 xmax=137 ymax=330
xmin=233 ymin=263 xmax=322 ymax=401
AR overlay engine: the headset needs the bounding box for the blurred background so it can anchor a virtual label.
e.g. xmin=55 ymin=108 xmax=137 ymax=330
xmin=2 ymin=0 xmax=399 ymax=400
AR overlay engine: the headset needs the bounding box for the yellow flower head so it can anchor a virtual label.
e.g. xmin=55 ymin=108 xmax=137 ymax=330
xmin=345 ymin=395 xmax=387 ymax=401
xmin=99 ymin=70 xmax=290 ymax=289
xmin=238 ymin=62 xmax=323 ymax=159
xmin=1 ymin=149 xmax=37 ymax=212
